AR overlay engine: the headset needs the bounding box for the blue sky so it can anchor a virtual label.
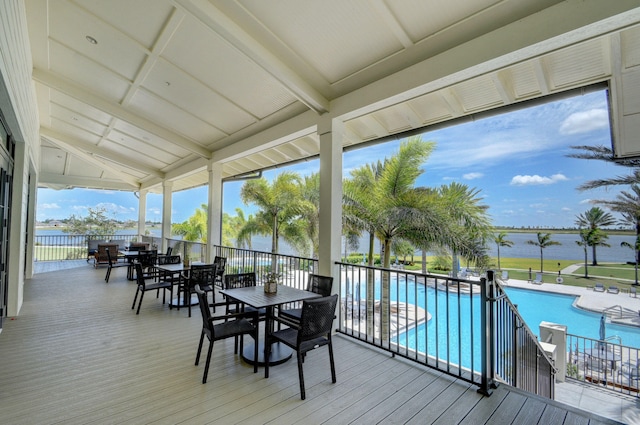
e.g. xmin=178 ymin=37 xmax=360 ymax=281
xmin=37 ymin=89 xmax=629 ymax=228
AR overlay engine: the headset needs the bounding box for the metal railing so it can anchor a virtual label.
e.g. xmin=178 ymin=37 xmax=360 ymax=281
xmin=212 ymin=245 xmax=318 ymax=291
xmin=34 ymin=234 xmax=138 ymax=262
xmin=567 ymin=333 xmax=640 ymax=397
xmin=335 ymin=263 xmax=556 ymax=398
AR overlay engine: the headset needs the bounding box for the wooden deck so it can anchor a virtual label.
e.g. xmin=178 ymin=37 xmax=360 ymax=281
xmin=0 ymin=263 xmax=622 ymax=424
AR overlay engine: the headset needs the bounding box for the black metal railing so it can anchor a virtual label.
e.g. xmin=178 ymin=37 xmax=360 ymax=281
xmin=567 ymin=333 xmax=640 ymax=397
xmin=212 ymin=245 xmax=318 ymax=291
xmin=492 ymin=276 xmax=555 ymax=398
xmin=335 ymin=263 xmax=556 ymax=398
xmin=34 ymin=234 xmax=138 ymax=262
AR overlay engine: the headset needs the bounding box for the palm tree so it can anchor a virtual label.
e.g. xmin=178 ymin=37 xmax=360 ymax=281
xmin=574 ymin=207 xmax=615 ymax=265
xmin=299 ymin=173 xmax=320 ymax=258
xmin=437 ymin=182 xmax=492 ymax=276
xmin=526 ymin=232 xmax=560 ymax=273
xmin=575 ymin=228 xmax=590 ymax=278
xmin=494 ymin=231 xmax=513 ymax=270
xmin=238 ymin=172 xmax=309 ymax=256
xmin=172 ymin=204 xmax=208 ymax=261
xmin=621 ymin=238 xmax=640 ymax=285
xmin=567 ymin=145 xmax=640 ymax=190
xmin=596 ymin=185 xmax=640 ymax=264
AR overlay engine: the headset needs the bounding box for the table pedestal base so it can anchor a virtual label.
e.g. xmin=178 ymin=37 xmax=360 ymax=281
xmin=169 ymin=294 xmax=198 ymax=308
xmin=242 ymin=341 xmax=292 ymax=366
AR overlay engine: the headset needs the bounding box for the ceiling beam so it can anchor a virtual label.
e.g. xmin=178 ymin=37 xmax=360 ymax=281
xmin=38 ymin=173 xmax=138 ymax=191
xmin=40 ymin=128 xmax=165 ymax=179
xmin=32 ymin=69 xmax=212 ymax=159
xmin=41 ymin=134 xmax=141 ymax=188
xmin=174 ymin=0 xmax=329 ymax=114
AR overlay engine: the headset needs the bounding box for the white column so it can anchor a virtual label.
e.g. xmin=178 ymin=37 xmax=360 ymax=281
xmin=161 ymin=181 xmax=173 ymax=254
xmin=318 ymin=115 xmax=343 ymax=286
xmin=207 ymin=161 xmax=223 ymax=263
xmin=137 ymin=189 xmax=147 ymax=240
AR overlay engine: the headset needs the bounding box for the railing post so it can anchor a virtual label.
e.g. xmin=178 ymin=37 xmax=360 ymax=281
xmin=478 ymin=270 xmax=496 ymax=396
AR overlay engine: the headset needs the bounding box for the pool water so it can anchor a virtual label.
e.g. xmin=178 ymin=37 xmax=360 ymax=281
xmin=378 ymin=277 xmax=640 ymax=372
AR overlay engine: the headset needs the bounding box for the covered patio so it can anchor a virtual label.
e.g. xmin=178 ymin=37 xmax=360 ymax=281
xmin=0 ymin=264 xmax=620 ymax=424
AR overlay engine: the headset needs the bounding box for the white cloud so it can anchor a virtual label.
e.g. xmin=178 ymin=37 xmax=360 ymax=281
xmin=561 ymin=207 xmax=572 ymax=212
xmin=463 ymin=172 xmax=483 ymax=180
xmin=579 ymin=199 xmax=592 ymax=204
xmin=559 ymin=109 xmax=609 ymax=135
xmin=148 ymin=207 xmax=161 ymax=216
xmin=510 ymin=174 xmax=568 ymax=186
xmin=39 ymin=203 xmax=61 ymax=209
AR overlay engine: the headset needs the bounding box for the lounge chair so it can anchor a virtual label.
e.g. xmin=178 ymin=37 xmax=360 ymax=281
xmin=594 ymin=282 xmax=605 ymax=292
xmin=532 ymin=273 xmax=543 ymax=285
xmin=607 ymin=285 xmax=620 ymax=294
xmin=501 ymin=270 xmax=509 ymax=281
xmin=630 ymin=286 xmax=637 ymax=298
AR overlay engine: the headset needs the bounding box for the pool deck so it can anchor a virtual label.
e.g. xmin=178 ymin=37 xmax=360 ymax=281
xmin=501 ymin=277 xmax=640 ymax=328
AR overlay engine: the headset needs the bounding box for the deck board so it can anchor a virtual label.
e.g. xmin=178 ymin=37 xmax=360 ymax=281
xmin=0 ymin=263 xmax=624 ymax=424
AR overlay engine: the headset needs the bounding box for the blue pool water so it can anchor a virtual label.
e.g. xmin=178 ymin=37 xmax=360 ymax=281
xmin=377 ymin=277 xmax=640 ymax=372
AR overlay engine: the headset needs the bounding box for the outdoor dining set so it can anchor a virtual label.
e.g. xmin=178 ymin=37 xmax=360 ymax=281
xmin=94 ymin=247 xmax=338 ymax=400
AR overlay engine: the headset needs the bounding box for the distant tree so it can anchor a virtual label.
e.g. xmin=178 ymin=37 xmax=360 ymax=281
xmin=596 ymin=185 xmax=640 ymax=264
xmin=494 ymin=231 xmax=513 ymax=270
xmin=574 ymin=207 xmax=615 ymax=265
xmin=575 ymin=228 xmax=590 ymax=278
xmin=63 ymin=207 xmax=117 ymax=236
xmin=172 ymin=204 xmax=207 ymax=243
xmin=526 ymin=232 xmax=561 ymax=273
xmin=621 ymin=238 xmax=640 ymax=285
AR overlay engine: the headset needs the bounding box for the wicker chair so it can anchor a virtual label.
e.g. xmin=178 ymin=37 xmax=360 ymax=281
xmin=194 ymin=284 xmax=258 ymax=384
xmin=213 ymin=256 xmax=226 ymax=288
xmin=224 ymin=273 xmax=266 ymax=321
xmin=94 ymin=244 xmax=118 ymax=268
xmin=278 ymin=274 xmax=333 ymax=327
xmin=265 ymin=294 xmax=338 ymax=399
xmin=131 ymin=263 xmax=173 ymax=314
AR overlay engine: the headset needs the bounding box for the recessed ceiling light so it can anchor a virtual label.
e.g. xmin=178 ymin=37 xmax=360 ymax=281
xmin=165 ymin=81 xmax=171 ymax=86
xmin=86 ymin=35 xmax=98 ymax=45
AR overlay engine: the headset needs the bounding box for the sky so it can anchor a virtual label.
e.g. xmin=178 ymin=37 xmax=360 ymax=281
xmin=36 ymin=88 xmax=631 ymax=228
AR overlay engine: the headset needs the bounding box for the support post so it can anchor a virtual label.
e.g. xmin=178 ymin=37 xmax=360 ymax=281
xmin=478 ymin=270 xmax=497 ymax=396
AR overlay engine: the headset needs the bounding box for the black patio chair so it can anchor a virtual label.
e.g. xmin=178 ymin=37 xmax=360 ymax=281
xmin=224 ymin=273 xmax=267 ymax=321
xmin=182 ymin=263 xmax=217 ymax=317
xmin=278 ymin=274 xmax=333 ymax=327
xmin=104 ymin=247 xmax=128 ymax=283
xmin=213 ymin=256 xmax=226 ymax=288
xmin=265 ymin=294 xmax=338 ymax=400
xmin=194 ymin=284 xmax=259 ymax=384
xmin=136 ymin=249 xmax=158 ymax=280
xmin=131 ymin=263 xmax=173 ymax=314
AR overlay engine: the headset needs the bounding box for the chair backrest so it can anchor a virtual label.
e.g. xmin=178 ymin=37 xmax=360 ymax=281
xmin=157 ymin=254 xmax=181 ymax=265
xmin=307 ymin=274 xmax=333 ymax=296
xmin=110 ymin=239 xmax=126 ymax=250
xmin=213 ymin=256 xmax=226 ymax=279
xmin=190 ymin=264 xmax=217 ymax=289
xmin=97 ymin=244 xmax=118 ymax=262
xmin=129 ymin=242 xmax=149 ymax=252
xmin=224 ymin=272 xmax=256 ymax=289
xmin=134 ymin=263 xmax=147 ymax=288
xmin=138 ymin=250 xmax=158 ymax=268
xmin=165 ymin=246 xmax=173 ymax=256
xmin=106 ymin=247 xmax=117 ymax=265
xmin=88 ymin=239 xmax=106 ymax=250
xmin=298 ymin=294 xmax=338 ymax=343
xmin=194 ymin=284 xmax=213 ymax=335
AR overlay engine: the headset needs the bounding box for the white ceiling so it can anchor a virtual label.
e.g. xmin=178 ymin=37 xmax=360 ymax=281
xmin=24 ymin=0 xmax=640 ymax=193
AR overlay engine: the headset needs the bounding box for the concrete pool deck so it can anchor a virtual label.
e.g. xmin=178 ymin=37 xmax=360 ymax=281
xmin=501 ymin=276 xmax=640 ymax=328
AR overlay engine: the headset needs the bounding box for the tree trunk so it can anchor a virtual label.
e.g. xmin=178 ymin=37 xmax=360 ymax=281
xmin=497 ymin=245 xmax=501 ymax=270
xmin=591 ymin=244 xmax=598 ymax=266
xmin=366 ymin=231 xmax=375 ymax=337
xmin=422 ymin=249 xmax=427 ymax=274
xmin=583 ymin=247 xmax=588 ymax=278
xmin=540 ymin=247 xmax=544 ymax=273
xmin=380 ymin=239 xmax=392 ymax=345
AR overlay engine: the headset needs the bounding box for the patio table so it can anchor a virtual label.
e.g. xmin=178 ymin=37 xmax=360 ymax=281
xmin=156 ymin=262 xmax=203 ymax=307
xmin=220 ymin=285 xmax=321 ymax=366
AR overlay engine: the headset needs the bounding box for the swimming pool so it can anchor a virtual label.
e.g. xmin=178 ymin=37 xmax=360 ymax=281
xmin=382 ymin=277 xmax=640 ymax=372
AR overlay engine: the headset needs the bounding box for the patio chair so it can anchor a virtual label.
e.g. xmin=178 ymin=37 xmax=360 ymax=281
xmin=194 ymin=284 xmax=258 ymax=384
xmin=131 ymin=263 xmax=173 ymax=314
xmin=630 ymin=286 xmax=637 ymax=298
xmin=278 ymin=274 xmax=333 ymax=327
xmin=594 ymin=282 xmax=605 ymax=292
xmin=501 ymin=270 xmax=509 ymax=281
xmin=104 ymin=247 xmax=128 ymax=282
xmin=129 ymin=242 xmax=149 ymax=252
xmin=213 ymin=256 xmax=226 ymax=289
xmin=224 ymin=273 xmax=266 ymax=321
xmin=136 ymin=249 xmax=158 ymax=280
xmin=94 ymin=243 xmax=118 ymax=268
xmin=532 ymin=273 xmax=543 ymax=285
xmin=265 ymin=294 xmax=338 ymax=400
xmin=607 ymin=285 xmax=620 ymax=294
xmin=182 ymin=263 xmax=217 ymax=317
xmin=87 ymin=239 xmax=106 ymax=262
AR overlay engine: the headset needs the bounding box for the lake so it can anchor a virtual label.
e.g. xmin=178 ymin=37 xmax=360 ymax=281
xmin=35 ymin=228 xmax=636 ymax=263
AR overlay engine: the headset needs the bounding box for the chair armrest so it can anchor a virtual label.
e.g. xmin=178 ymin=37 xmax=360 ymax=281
xmin=270 ymin=314 xmax=300 ymax=330
xmin=210 ymin=309 xmax=259 ymax=323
